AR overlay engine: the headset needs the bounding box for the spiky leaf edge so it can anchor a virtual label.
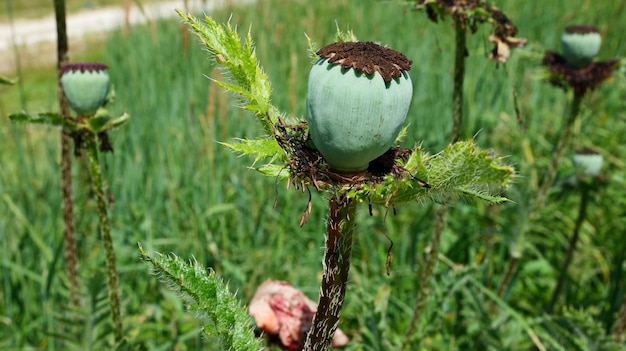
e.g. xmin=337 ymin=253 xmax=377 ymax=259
xmin=138 ymin=244 xmax=262 ymax=351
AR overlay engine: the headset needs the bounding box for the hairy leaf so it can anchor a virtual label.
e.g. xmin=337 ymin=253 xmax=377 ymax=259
xmin=9 ymin=112 xmax=77 ymax=129
xmin=139 ymin=245 xmax=261 ymax=351
xmin=356 ymin=140 xmax=514 ymax=206
xmin=220 ymin=137 xmax=283 ymax=164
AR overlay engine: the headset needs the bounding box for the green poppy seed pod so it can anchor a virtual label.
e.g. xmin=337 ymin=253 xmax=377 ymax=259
xmin=561 ymin=25 xmax=601 ymax=68
xmin=61 ymin=62 xmax=110 ymax=116
xmin=306 ymin=42 xmax=413 ymax=172
xmin=573 ymin=148 xmax=603 ymax=177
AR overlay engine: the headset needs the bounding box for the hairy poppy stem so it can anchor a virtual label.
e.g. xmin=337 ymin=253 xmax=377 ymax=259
xmin=85 ymin=133 xmax=123 ymax=343
xmin=303 ymin=196 xmax=356 ymax=351
xmin=54 ymin=0 xmax=80 ymax=308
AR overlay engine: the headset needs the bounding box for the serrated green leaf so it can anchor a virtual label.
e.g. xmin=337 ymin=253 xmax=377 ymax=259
xmin=9 ymin=111 xmax=78 ymax=129
xmin=459 ymin=187 xmax=509 ymax=203
xmin=8 ymin=112 xmax=31 ymax=123
xmin=139 ymin=245 xmax=261 ymax=351
xmin=221 ymin=137 xmax=283 ymax=164
xmin=353 ymin=140 xmax=514 ymax=206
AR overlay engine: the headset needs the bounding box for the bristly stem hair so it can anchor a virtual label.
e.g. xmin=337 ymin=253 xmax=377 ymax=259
xmin=54 ymin=0 xmax=80 ymax=308
xmin=304 ymin=196 xmax=356 ymax=351
xmin=85 ymin=133 xmax=123 ymax=343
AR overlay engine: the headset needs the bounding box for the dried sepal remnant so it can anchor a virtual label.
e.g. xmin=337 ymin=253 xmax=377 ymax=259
xmin=272 ymin=117 xmax=411 ymax=192
xmin=248 ymin=279 xmax=349 ymax=350
xmin=489 ymin=6 xmax=518 ymax=39
xmin=416 ymin=0 xmax=514 ymax=35
xmin=418 ymin=0 xmax=482 ymax=24
xmin=317 ymin=41 xmax=412 ymax=83
xmin=542 ymin=51 xmax=617 ymax=97
xmin=489 ymin=34 xmax=527 ymax=63
xmin=416 ymin=0 xmax=526 ymax=63
xmin=271 ymin=117 xmax=327 ymax=191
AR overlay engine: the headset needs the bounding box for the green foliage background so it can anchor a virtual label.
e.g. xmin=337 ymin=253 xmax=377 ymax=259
xmin=1 ymin=0 xmax=625 ymax=349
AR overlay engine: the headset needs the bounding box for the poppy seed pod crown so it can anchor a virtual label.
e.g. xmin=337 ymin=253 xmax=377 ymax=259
xmin=573 ymin=148 xmax=603 ymax=177
xmin=306 ymin=42 xmax=413 ymax=172
xmin=561 ymin=25 xmax=601 ymax=68
xmin=61 ymin=62 xmax=110 ymax=116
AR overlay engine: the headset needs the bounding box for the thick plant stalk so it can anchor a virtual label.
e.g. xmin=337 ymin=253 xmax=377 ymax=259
xmin=61 ymin=133 xmax=79 ymax=305
xmin=401 ymin=205 xmax=446 ymax=350
xmin=546 ymin=185 xmax=590 ymax=312
xmin=303 ymin=197 xmax=356 ymax=351
xmin=54 ymin=0 xmax=80 ymax=307
xmin=451 ymin=22 xmax=466 ymax=143
xmin=85 ymin=133 xmax=123 ymax=342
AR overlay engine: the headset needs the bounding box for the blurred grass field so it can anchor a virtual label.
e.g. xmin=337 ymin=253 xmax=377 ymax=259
xmin=2 ymin=0 xmax=173 ymax=20
xmin=1 ymin=0 xmax=626 ymax=350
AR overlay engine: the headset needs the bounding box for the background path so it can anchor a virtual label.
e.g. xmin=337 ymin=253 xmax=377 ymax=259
xmin=0 ymin=0 xmax=252 ymax=73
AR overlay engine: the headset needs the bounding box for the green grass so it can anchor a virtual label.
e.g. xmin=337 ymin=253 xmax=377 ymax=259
xmin=1 ymin=0 xmax=626 ymax=350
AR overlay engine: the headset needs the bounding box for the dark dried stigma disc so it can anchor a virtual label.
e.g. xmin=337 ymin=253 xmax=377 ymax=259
xmin=317 ymin=41 xmax=412 ymax=83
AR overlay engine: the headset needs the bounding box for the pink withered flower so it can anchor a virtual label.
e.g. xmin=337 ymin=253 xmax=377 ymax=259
xmin=248 ymin=279 xmax=349 ymax=350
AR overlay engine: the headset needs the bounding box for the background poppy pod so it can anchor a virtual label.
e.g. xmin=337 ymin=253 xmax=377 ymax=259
xmin=61 ymin=63 xmax=110 ymax=116
xmin=561 ymin=25 xmax=601 ymax=68
xmin=573 ymin=149 xmax=603 ymax=177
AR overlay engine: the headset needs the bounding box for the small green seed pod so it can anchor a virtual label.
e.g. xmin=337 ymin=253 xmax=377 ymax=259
xmin=61 ymin=62 xmax=110 ymax=116
xmin=561 ymin=25 xmax=601 ymax=68
xmin=573 ymin=148 xmax=603 ymax=177
xmin=306 ymin=42 xmax=413 ymax=172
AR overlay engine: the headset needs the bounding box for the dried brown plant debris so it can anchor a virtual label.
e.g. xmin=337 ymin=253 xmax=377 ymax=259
xmin=542 ymin=51 xmax=618 ymax=97
xmin=271 ymin=117 xmax=411 ymax=191
xmin=416 ymin=0 xmax=526 ymax=63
